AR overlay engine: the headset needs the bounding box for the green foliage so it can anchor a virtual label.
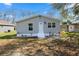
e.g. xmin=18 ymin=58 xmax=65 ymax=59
xmin=73 ymin=3 xmax=79 ymax=15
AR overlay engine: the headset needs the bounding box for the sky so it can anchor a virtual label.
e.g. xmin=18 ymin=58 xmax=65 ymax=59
xmin=0 ymin=3 xmax=60 ymax=20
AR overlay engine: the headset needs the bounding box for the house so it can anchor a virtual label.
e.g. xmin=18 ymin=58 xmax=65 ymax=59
xmin=68 ymin=20 xmax=79 ymax=32
xmin=61 ymin=21 xmax=76 ymax=32
xmin=61 ymin=23 xmax=68 ymax=32
xmin=60 ymin=20 xmax=72 ymax=32
xmin=61 ymin=16 xmax=79 ymax=32
xmin=16 ymin=15 xmax=60 ymax=38
xmin=0 ymin=20 xmax=15 ymax=32
xmin=65 ymin=16 xmax=79 ymax=32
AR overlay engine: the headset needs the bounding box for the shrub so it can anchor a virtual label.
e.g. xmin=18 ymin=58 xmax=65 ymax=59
xmin=60 ymin=31 xmax=67 ymax=38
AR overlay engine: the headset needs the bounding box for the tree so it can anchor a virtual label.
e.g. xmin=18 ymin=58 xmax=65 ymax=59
xmin=51 ymin=3 xmax=72 ymax=19
xmin=73 ymin=3 xmax=79 ymax=16
xmin=51 ymin=3 xmax=74 ymax=32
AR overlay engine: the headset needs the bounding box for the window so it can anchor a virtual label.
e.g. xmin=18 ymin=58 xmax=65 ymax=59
xmin=48 ymin=22 xmax=56 ymax=28
xmin=48 ymin=23 xmax=51 ymax=28
xmin=52 ymin=23 xmax=56 ymax=28
xmin=28 ymin=23 xmax=33 ymax=31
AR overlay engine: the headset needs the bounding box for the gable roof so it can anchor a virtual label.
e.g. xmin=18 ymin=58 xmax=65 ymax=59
xmin=0 ymin=20 xmax=15 ymax=26
xmin=0 ymin=20 xmax=8 ymax=25
xmin=16 ymin=15 xmax=60 ymax=23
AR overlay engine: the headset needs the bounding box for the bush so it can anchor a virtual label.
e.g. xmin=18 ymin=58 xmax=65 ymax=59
xmin=60 ymin=31 xmax=67 ymax=39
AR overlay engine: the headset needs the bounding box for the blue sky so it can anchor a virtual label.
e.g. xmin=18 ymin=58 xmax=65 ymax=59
xmin=0 ymin=3 xmax=60 ymax=20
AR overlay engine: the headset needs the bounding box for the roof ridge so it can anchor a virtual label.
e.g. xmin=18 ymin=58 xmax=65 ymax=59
xmin=16 ymin=14 xmax=60 ymax=23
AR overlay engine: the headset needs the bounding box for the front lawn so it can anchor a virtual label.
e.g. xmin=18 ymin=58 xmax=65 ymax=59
xmin=0 ymin=31 xmax=16 ymax=39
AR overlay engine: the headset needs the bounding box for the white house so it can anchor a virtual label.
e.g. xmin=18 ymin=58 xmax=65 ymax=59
xmin=16 ymin=15 xmax=60 ymax=38
xmin=0 ymin=20 xmax=15 ymax=32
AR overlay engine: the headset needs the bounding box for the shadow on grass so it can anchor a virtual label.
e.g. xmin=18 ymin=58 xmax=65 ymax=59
xmin=0 ymin=34 xmax=16 ymax=39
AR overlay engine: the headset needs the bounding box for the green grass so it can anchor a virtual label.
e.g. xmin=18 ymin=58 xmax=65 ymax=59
xmin=0 ymin=31 xmax=16 ymax=39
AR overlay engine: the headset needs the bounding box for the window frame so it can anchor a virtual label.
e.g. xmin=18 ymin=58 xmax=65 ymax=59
xmin=48 ymin=23 xmax=51 ymax=28
xmin=52 ymin=23 xmax=56 ymax=28
xmin=28 ymin=23 xmax=33 ymax=31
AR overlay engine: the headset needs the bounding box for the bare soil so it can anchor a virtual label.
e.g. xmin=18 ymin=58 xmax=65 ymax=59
xmin=0 ymin=38 xmax=79 ymax=56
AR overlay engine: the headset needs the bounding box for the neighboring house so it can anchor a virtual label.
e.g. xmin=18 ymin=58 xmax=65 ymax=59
xmin=68 ymin=20 xmax=79 ymax=32
xmin=61 ymin=20 xmax=71 ymax=32
xmin=0 ymin=20 xmax=15 ymax=32
xmin=16 ymin=15 xmax=60 ymax=38
xmin=62 ymin=16 xmax=79 ymax=32
xmin=61 ymin=23 xmax=68 ymax=32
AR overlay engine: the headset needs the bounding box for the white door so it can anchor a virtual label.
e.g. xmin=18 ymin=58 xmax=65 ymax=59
xmin=38 ymin=22 xmax=45 ymax=38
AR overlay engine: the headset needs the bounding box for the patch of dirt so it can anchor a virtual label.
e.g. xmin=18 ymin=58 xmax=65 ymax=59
xmin=0 ymin=38 xmax=79 ymax=56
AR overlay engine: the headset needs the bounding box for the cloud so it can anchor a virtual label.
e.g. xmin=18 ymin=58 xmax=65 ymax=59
xmin=4 ymin=3 xmax=12 ymax=6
